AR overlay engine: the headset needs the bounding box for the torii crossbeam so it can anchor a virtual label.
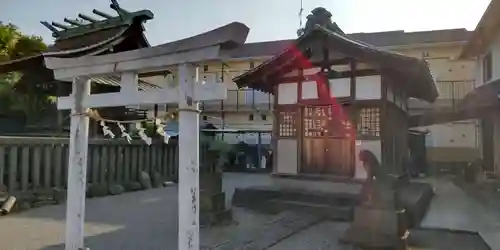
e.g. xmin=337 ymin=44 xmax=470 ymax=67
xmin=44 ymin=39 xmax=232 ymax=250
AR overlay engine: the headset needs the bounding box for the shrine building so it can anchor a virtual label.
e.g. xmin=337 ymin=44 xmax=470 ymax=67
xmin=233 ymin=8 xmax=438 ymax=179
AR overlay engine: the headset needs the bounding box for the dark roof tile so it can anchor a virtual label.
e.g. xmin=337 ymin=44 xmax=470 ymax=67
xmin=227 ymin=28 xmax=472 ymax=59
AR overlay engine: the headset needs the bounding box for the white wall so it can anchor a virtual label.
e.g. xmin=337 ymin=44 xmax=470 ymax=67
xmin=421 ymin=120 xmax=479 ymax=148
xmin=276 ymin=139 xmax=298 ymax=174
xmin=298 ymin=74 xmax=382 ymax=101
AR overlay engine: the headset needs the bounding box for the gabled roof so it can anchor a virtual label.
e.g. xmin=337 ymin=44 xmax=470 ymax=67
xmin=459 ymin=0 xmax=500 ymax=58
xmin=225 ymin=29 xmax=471 ymax=60
xmin=233 ymin=12 xmax=437 ymax=102
xmin=0 ymin=2 xmax=152 ymax=74
xmin=460 ymin=78 xmax=500 ymax=112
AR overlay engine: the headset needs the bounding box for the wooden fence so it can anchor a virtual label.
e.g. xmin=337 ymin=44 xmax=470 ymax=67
xmin=0 ymin=137 xmax=179 ymax=193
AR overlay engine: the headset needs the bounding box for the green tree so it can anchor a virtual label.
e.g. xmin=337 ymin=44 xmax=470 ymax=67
xmin=0 ymin=22 xmax=50 ymax=125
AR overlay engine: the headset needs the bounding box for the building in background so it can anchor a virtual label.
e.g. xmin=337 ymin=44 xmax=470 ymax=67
xmin=140 ymin=27 xmax=477 ymax=166
xmin=458 ymin=0 xmax=500 ymax=174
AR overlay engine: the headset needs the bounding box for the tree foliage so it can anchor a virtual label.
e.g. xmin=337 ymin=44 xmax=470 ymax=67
xmin=0 ymin=21 xmax=51 ymax=126
xmin=0 ymin=22 xmax=47 ymax=61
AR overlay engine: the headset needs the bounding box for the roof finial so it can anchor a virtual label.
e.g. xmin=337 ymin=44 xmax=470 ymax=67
xmin=110 ymin=0 xmax=130 ymax=18
xmin=304 ymin=7 xmax=344 ymax=35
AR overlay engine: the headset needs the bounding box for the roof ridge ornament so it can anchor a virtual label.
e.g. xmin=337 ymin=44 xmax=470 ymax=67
xmin=40 ymin=0 xmax=153 ymax=40
xmin=302 ymin=7 xmax=345 ymax=35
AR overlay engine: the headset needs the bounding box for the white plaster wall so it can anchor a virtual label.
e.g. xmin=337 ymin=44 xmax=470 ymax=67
xmin=302 ymin=81 xmax=318 ymax=99
xmin=354 ymin=140 xmax=381 ymax=180
xmin=420 ymin=121 xmax=479 ymax=148
xmin=356 ymin=75 xmax=381 ymax=100
xmin=278 ymin=83 xmax=298 ymax=104
xmin=328 ymin=78 xmax=350 ymax=97
xmin=276 ymin=139 xmax=298 ymax=174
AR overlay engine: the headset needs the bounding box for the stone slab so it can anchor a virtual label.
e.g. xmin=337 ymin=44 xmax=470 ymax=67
xmin=267 ymin=199 xmax=353 ymax=221
xmin=409 ymin=228 xmax=491 ymax=250
xmin=211 ymin=211 xmax=321 ymax=250
xmin=232 ymin=186 xmax=358 ymax=209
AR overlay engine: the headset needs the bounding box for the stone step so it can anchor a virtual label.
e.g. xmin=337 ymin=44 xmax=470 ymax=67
xmin=267 ymin=199 xmax=353 ymax=221
xmin=210 ymin=211 xmax=322 ymax=250
xmin=232 ymin=187 xmax=358 ymax=209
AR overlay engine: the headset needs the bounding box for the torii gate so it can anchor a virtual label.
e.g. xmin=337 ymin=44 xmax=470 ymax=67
xmin=44 ymin=43 xmax=227 ymax=250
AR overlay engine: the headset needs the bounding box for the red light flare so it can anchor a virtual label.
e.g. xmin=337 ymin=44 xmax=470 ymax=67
xmin=288 ymin=45 xmax=356 ymax=138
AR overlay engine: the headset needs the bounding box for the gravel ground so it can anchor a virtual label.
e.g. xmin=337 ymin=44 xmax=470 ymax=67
xmin=1 ymin=174 xmax=494 ymax=250
xmin=0 ymin=173 xmax=277 ymax=250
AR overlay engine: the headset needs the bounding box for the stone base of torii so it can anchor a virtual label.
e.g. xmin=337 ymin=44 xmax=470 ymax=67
xmin=44 ymin=44 xmax=228 ymax=250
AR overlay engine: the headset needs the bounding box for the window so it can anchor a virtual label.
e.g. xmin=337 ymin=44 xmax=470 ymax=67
xmin=203 ymin=65 xmax=209 ymax=72
xmin=202 ymin=116 xmax=208 ymax=121
xmin=483 ymin=52 xmax=492 ymax=82
xmin=249 ymin=114 xmax=254 ymax=121
xmin=357 ymin=108 xmax=380 ymax=137
xmin=278 ymin=110 xmax=297 ymax=137
xmin=261 ymin=114 xmax=267 ymax=121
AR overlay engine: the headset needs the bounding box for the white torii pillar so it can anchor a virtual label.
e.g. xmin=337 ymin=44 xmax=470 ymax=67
xmin=65 ymin=77 xmax=91 ymax=250
xmin=44 ymin=45 xmax=226 ymax=250
xmin=177 ymin=64 xmax=200 ymax=249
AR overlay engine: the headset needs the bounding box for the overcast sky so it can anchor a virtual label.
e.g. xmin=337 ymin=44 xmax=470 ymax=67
xmin=1 ymin=0 xmax=490 ymax=45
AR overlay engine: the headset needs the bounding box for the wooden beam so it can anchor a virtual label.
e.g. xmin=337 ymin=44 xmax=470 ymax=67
xmin=45 ymin=46 xmax=222 ymax=80
xmin=51 ymin=21 xmax=70 ymax=30
xmin=40 ymin=21 xmax=60 ymax=36
xmin=57 ymin=82 xmax=226 ymax=110
xmin=92 ymin=9 xmax=114 ymax=19
xmin=64 ymin=18 xmax=83 ymax=26
xmin=275 ymin=69 xmax=379 ymax=83
xmin=78 ymin=13 xmax=98 ymax=23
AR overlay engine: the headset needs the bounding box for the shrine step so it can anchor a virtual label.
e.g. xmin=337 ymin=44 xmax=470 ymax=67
xmin=232 ymin=187 xmax=357 ymax=221
xmin=232 ymin=186 xmax=358 ymax=209
xmin=266 ymin=199 xmax=353 ymax=221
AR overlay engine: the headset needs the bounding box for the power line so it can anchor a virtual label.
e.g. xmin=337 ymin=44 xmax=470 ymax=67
xmin=298 ymin=0 xmax=304 ymax=28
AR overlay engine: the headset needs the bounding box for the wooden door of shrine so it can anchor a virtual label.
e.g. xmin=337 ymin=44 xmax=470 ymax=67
xmin=301 ymin=105 xmax=353 ymax=176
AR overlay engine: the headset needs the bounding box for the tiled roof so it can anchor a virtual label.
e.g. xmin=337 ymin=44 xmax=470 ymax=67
xmin=227 ymin=28 xmax=472 ymax=59
xmin=460 ymin=78 xmax=500 ymax=112
xmin=233 ymin=25 xmax=439 ymax=102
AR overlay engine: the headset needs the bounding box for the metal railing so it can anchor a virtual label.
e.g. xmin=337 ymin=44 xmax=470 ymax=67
xmin=201 ymin=89 xmax=274 ymax=111
xmin=433 ymin=80 xmax=476 ymax=111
